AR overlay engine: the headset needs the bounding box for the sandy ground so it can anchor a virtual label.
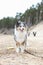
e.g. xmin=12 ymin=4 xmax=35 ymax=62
xmin=26 ymin=21 xmax=43 ymax=57
xmin=0 ymin=52 xmax=43 ymax=65
xmin=0 ymin=21 xmax=43 ymax=65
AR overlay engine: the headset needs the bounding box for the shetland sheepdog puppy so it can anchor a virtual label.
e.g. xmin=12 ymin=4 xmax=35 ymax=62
xmin=14 ymin=21 xmax=28 ymax=53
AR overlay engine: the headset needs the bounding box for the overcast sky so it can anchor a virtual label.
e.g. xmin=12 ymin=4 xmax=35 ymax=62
xmin=0 ymin=0 xmax=41 ymax=19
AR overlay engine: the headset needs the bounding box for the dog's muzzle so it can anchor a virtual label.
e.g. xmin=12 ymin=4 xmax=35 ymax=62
xmin=20 ymin=28 xmax=24 ymax=32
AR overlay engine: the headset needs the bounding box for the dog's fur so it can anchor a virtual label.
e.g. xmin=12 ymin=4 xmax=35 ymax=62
xmin=14 ymin=21 xmax=28 ymax=53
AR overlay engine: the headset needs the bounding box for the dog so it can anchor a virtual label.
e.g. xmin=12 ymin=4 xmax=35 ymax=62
xmin=14 ymin=21 xmax=28 ymax=53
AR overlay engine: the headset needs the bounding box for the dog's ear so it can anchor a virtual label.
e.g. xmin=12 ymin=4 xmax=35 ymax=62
xmin=23 ymin=21 xmax=27 ymax=27
xmin=24 ymin=21 xmax=28 ymax=31
xmin=24 ymin=21 xmax=27 ymax=25
xmin=25 ymin=21 xmax=28 ymax=25
xmin=16 ymin=21 xmax=20 ymax=27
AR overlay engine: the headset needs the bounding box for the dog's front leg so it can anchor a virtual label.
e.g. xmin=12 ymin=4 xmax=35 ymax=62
xmin=16 ymin=42 xmax=21 ymax=53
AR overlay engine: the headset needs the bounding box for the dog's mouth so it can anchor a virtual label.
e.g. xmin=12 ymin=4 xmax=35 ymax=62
xmin=16 ymin=27 xmax=25 ymax=32
xmin=19 ymin=28 xmax=24 ymax=32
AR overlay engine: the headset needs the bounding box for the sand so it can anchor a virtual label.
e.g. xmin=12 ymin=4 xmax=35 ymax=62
xmin=0 ymin=21 xmax=43 ymax=65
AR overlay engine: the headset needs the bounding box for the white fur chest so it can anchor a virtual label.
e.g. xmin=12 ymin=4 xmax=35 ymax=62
xmin=14 ymin=28 xmax=27 ymax=43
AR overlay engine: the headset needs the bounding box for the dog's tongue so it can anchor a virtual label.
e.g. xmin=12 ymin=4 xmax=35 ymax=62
xmin=20 ymin=29 xmax=24 ymax=32
xmin=20 ymin=29 xmax=23 ymax=32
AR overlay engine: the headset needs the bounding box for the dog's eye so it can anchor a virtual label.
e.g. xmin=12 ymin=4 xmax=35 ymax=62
xmin=20 ymin=25 xmax=22 ymax=27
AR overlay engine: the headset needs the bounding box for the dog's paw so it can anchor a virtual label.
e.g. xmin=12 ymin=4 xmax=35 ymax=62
xmin=16 ymin=48 xmax=20 ymax=53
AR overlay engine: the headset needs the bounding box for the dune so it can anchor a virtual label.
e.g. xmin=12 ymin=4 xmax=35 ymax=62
xmin=26 ymin=21 xmax=43 ymax=57
xmin=0 ymin=21 xmax=43 ymax=65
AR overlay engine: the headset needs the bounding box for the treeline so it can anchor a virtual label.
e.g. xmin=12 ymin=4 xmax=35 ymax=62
xmin=0 ymin=17 xmax=18 ymax=29
xmin=0 ymin=0 xmax=43 ymax=29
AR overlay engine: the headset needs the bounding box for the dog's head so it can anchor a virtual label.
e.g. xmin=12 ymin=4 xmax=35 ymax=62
xmin=15 ymin=21 xmax=27 ymax=32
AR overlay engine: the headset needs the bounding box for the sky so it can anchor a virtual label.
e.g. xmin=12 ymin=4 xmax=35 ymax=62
xmin=0 ymin=0 xmax=42 ymax=19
